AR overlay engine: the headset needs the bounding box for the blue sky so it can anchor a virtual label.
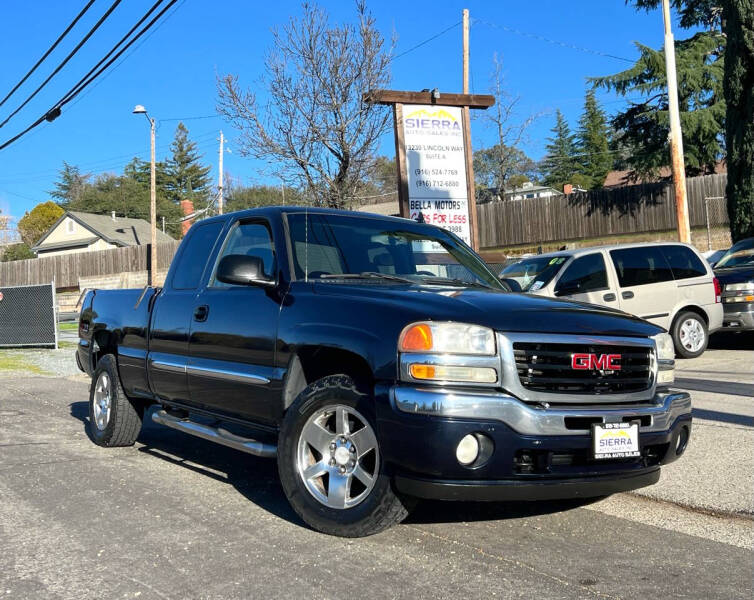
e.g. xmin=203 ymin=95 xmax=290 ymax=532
xmin=0 ymin=0 xmax=678 ymax=224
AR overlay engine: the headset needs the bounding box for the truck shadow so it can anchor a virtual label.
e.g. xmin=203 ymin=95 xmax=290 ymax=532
xmin=69 ymin=401 xmax=602 ymax=530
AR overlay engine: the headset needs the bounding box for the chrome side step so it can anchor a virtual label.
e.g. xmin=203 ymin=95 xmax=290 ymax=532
xmin=151 ymin=409 xmax=277 ymax=458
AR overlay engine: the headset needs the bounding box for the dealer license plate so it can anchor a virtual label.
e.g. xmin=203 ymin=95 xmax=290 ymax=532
xmin=592 ymin=422 xmax=640 ymax=460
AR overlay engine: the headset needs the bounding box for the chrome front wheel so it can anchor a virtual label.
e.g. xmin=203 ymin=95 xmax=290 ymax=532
xmin=296 ymin=404 xmax=379 ymax=510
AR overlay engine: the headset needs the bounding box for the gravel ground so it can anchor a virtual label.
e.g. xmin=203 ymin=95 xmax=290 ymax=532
xmin=0 ymin=345 xmax=82 ymax=379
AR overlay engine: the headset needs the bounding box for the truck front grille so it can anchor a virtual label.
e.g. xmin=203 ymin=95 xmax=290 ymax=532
xmin=513 ymin=342 xmax=652 ymax=395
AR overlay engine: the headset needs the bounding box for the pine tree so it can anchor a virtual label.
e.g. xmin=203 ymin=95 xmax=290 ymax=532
xmin=723 ymin=0 xmax=754 ymax=241
xmin=48 ymin=162 xmax=90 ymax=207
xmin=541 ymin=110 xmax=579 ymax=191
xmin=577 ymin=89 xmax=612 ymax=189
xmin=165 ymin=122 xmax=212 ymax=207
xmin=592 ymin=5 xmax=724 ymax=180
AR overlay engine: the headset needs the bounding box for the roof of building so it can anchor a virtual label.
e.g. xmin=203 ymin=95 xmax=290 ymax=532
xmin=603 ymin=162 xmax=727 ymax=188
xmin=33 ymin=210 xmax=174 ymax=251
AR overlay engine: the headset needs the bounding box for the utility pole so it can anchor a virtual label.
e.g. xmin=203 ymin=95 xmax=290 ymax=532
xmin=662 ymin=0 xmax=691 ymax=243
xmin=462 ymin=9 xmax=470 ymax=94
xmin=162 ymin=216 xmax=165 ymax=233
xmin=150 ymin=117 xmax=157 ymax=282
xmin=132 ymin=104 xmax=158 ymax=284
xmin=218 ymin=130 xmax=224 ymax=215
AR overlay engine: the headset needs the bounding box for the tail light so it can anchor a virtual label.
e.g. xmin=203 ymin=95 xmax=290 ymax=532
xmin=713 ymin=277 xmax=722 ymax=303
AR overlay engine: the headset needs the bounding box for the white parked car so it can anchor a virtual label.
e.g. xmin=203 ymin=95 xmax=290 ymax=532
xmin=500 ymin=242 xmax=723 ymax=358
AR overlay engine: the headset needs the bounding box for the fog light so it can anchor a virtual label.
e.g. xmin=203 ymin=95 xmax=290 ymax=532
xmin=456 ymin=434 xmax=480 ymax=465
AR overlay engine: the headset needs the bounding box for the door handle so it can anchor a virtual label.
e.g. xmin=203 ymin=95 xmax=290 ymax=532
xmin=194 ymin=305 xmax=209 ymax=322
xmin=621 ymin=291 xmax=634 ymax=299
xmin=603 ymin=293 xmax=616 ymax=302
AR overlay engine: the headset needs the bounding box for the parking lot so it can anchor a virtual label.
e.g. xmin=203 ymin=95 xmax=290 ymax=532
xmin=0 ymin=332 xmax=751 ymax=600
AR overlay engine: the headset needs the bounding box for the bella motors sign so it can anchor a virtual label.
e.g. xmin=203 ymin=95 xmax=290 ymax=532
xmin=402 ymin=105 xmax=471 ymax=245
xmin=364 ymin=90 xmax=494 ymax=251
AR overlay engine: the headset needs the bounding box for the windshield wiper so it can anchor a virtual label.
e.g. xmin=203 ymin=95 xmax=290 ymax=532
xmin=417 ymin=276 xmax=493 ymax=289
xmin=318 ymin=272 xmax=416 ymax=284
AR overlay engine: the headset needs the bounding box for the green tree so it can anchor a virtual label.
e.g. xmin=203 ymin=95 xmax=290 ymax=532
xmin=65 ymin=162 xmax=183 ymax=238
xmin=723 ymin=0 xmax=754 ymax=241
xmin=1 ymin=243 xmax=34 ymax=262
xmin=592 ymin=3 xmax=724 ymax=180
xmin=541 ymin=110 xmax=579 ymax=191
xmin=576 ymin=89 xmax=612 ymax=189
xmin=224 ymin=179 xmax=302 ymax=212
xmin=473 ymin=145 xmax=539 ymax=192
xmin=165 ymin=123 xmax=212 ymax=207
xmin=48 ymin=162 xmax=90 ymax=207
xmin=17 ymin=201 xmax=64 ymax=246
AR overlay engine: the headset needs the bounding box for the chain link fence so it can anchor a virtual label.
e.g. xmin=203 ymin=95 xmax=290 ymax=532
xmin=0 ymin=282 xmax=57 ymax=348
xmin=696 ymin=196 xmax=732 ymax=252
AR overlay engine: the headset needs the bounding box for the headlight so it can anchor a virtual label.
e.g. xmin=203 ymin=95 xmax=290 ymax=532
xmin=723 ymin=282 xmax=754 ymax=303
xmin=399 ymin=322 xmax=496 ymax=355
xmin=652 ymin=332 xmax=675 ymax=386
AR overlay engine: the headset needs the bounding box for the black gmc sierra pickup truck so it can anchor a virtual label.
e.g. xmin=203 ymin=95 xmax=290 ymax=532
xmin=77 ymin=207 xmax=692 ymax=537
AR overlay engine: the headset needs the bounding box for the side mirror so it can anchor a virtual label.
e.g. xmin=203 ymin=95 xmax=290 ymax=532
xmin=216 ymin=254 xmax=275 ymax=287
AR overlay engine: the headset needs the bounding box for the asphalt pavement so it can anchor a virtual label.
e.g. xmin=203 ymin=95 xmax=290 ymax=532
xmin=0 ymin=335 xmax=751 ymax=599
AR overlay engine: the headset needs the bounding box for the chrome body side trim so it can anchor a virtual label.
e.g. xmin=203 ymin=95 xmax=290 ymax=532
xmin=148 ymin=352 xmax=187 ymax=374
xmin=393 ymin=386 xmax=691 ymax=436
xmin=497 ymin=332 xmax=658 ymax=405
xmin=186 ymin=364 xmax=270 ymax=385
xmin=186 ymin=357 xmax=278 ymax=386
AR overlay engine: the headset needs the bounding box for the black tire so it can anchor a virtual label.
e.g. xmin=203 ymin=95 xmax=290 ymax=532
xmin=671 ymin=311 xmax=708 ymax=358
xmin=277 ymin=375 xmax=414 ymax=537
xmin=88 ymin=354 xmax=143 ymax=447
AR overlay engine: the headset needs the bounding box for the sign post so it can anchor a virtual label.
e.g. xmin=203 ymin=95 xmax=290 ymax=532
xmin=364 ymin=90 xmax=494 ymax=251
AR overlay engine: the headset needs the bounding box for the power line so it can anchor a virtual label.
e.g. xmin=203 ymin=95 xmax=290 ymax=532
xmin=0 ymin=0 xmax=123 ymax=129
xmin=0 ymin=0 xmax=96 ymax=109
xmin=56 ymin=0 xmax=168 ymax=109
xmin=56 ymin=0 xmax=179 ymax=110
xmin=65 ymin=0 xmax=187 ymax=111
xmin=0 ymin=0 xmax=180 ymax=153
xmin=390 ymin=20 xmax=462 ymax=62
xmin=475 ymin=19 xmax=635 ymax=64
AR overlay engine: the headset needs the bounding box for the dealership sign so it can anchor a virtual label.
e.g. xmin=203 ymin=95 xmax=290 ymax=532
xmin=402 ymin=105 xmax=471 ymax=245
xmin=363 ymin=90 xmax=494 ymax=251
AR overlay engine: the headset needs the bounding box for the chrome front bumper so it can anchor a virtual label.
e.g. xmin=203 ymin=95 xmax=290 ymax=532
xmin=393 ymin=386 xmax=692 ymax=436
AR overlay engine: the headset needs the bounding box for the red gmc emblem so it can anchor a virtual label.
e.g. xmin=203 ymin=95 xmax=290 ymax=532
xmin=571 ymin=353 xmax=622 ymax=371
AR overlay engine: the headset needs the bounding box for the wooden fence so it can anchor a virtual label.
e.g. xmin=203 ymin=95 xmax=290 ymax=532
xmin=0 ymin=240 xmax=180 ymax=288
xmin=478 ymin=173 xmax=729 ymax=249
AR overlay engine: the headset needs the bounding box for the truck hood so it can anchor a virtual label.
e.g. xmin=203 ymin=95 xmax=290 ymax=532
xmin=714 ymin=266 xmax=754 ymax=286
xmin=312 ymin=283 xmax=662 ymax=337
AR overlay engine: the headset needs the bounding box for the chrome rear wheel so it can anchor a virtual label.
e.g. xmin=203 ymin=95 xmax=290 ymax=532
xmin=92 ymin=372 xmax=112 ymax=431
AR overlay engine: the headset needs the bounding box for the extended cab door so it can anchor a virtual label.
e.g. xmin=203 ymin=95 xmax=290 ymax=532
xmin=148 ymin=220 xmax=225 ymax=406
xmin=552 ymin=251 xmax=618 ymax=307
xmin=187 ymin=218 xmax=283 ymax=424
xmin=609 ymin=246 xmax=677 ymax=328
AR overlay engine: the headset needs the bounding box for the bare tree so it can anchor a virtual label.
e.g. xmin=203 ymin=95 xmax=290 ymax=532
xmin=217 ymin=1 xmax=393 ymax=208
xmin=478 ymin=54 xmax=539 ymax=191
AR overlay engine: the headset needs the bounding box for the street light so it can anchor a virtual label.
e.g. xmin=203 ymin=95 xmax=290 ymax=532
xmin=133 ymin=105 xmax=157 ymax=285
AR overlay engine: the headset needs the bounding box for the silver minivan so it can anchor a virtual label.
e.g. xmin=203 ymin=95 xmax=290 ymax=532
xmin=500 ymin=242 xmax=723 ymax=358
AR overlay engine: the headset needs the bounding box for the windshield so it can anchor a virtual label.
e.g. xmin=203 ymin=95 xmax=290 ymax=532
xmin=500 ymin=256 xmax=568 ymax=291
xmin=286 ymin=212 xmax=505 ymax=289
xmin=715 ymin=238 xmax=754 ymax=268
